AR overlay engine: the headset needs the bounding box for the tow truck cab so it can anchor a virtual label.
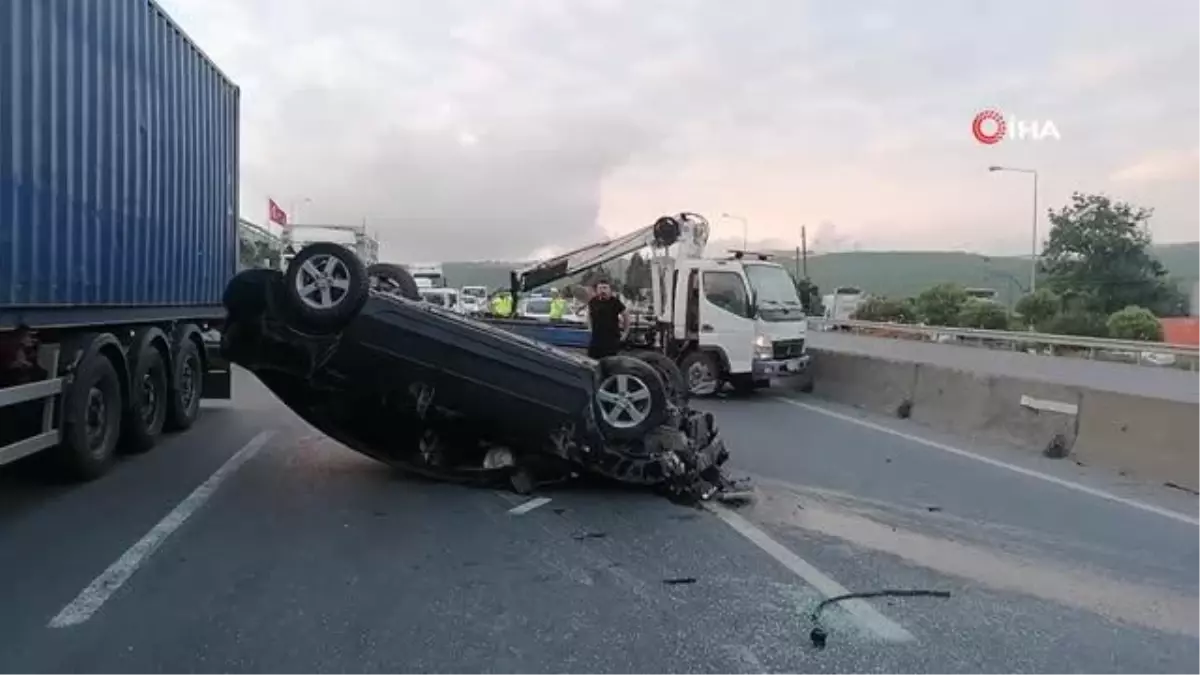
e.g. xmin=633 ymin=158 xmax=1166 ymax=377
xmin=657 ymin=253 xmax=810 ymax=393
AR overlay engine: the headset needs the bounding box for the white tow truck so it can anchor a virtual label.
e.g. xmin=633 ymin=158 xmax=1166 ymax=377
xmin=497 ymin=212 xmax=813 ymax=396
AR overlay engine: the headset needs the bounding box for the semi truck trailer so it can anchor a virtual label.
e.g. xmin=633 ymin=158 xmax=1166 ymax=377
xmin=0 ymin=0 xmax=240 ymax=480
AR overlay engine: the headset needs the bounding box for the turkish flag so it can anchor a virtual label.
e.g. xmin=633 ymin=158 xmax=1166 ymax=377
xmin=268 ymin=199 xmax=288 ymax=226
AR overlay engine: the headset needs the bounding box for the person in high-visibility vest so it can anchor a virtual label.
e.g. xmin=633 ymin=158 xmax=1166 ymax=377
xmin=549 ymin=289 xmax=568 ymax=321
xmin=492 ymin=292 xmax=513 ymax=317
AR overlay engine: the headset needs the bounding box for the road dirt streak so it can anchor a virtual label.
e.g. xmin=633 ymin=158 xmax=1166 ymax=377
xmin=747 ymin=481 xmax=1199 ymax=638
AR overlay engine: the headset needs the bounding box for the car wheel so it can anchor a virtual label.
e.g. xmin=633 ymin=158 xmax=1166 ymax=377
xmin=223 ymin=268 xmax=282 ymax=322
xmin=367 ymin=263 xmax=421 ymax=301
xmin=678 ymin=350 xmax=721 ymax=397
xmin=594 ymin=356 xmax=668 ymax=442
xmin=626 ymin=350 xmax=688 ymax=406
xmin=121 ymin=342 xmax=169 ymax=453
xmin=283 ymin=242 xmax=369 ymax=332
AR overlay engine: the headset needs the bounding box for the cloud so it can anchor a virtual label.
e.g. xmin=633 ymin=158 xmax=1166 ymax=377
xmin=159 ymin=0 xmax=1199 ymax=261
xmin=1110 ymin=149 xmax=1200 ymax=184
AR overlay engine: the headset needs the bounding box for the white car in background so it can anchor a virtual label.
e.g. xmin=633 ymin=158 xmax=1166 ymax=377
xmin=460 ymin=285 xmax=488 ymax=314
xmin=419 ymin=287 xmax=462 ymax=313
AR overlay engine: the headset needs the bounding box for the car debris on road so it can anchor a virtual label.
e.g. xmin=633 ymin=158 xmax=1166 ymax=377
xmin=220 ymin=242 xmax=750 ymax=505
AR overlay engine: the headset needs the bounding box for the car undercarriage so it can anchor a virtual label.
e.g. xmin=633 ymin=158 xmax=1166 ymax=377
xmin=220 ymin=243 xmax=749 ymax=505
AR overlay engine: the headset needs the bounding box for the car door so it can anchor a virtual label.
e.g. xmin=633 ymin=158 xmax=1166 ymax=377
xmin=699 ymin=267 xmax=756 ymax=373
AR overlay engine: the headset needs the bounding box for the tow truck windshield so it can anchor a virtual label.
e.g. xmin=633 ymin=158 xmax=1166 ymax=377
xmin=744 ymin=264 xmax=804 ymax=319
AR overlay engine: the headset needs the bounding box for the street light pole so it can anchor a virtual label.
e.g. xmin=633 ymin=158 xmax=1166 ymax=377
xmin=721 ymin=212 xmax=749 ymax=249
xmin=988 ymin=166 xmax=1039 ymax=293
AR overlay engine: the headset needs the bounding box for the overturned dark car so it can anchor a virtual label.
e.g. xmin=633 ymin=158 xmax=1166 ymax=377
xmin=220 ymin=242 xmax=737 ymax=502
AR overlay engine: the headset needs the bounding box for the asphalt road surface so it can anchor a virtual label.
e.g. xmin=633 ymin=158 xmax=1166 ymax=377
xmin=808 ymin=330 xmax=1199 ymax=404
xmin=1 ymin=369 xmax=1196 ymax=673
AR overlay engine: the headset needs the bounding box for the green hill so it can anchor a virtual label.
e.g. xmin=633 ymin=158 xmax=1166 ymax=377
xmin=441 ymin=242 xmax=1199 ymax=307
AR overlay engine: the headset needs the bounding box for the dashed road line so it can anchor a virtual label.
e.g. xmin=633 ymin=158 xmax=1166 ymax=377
xmin=508 ymin=496 xmax=553 ymax=515
xmin=48 ymin=430 xmax=277 ymax=628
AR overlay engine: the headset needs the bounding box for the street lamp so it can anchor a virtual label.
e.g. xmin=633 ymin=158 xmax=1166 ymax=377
xmin=720 ymin=212 xmax=749 ymax=249
xmin=987 ymin=165 xmax=1039 ymax=293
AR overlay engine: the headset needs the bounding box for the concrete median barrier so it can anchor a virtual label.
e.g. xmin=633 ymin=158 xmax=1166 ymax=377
xmin=809 ymin=350 xmax=918 ymax=417
xmin=804 ymin=348 xmax=1199 ymax=492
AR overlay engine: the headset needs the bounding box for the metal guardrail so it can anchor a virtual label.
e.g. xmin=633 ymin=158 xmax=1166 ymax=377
xmin=808 ymin=317 xmax=1199 ymax=371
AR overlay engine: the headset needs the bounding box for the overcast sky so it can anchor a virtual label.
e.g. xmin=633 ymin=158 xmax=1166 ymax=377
xmin=160 ymin=0 xmax=1199 ymax=262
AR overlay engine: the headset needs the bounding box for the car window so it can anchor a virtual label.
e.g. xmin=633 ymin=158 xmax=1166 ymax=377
xmin=703 ymin=271 xmax=751 ymax=318
xmin=526 ymin=299 xmax=552 ymax=314
xmin=421 ymin=292 xmax=446 ymax=306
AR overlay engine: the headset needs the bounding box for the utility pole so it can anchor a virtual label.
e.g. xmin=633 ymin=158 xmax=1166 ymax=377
xmin=801 ymin=226 xmax=809 ymax=278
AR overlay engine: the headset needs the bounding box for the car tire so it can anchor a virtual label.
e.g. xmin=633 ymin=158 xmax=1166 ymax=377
xmin=223 ymin=268 xmax=283 ymax=321
xmin=799 ymin=378 xmax=814 ymax=394
xmin=626 ymin=350 xmax=688 ymax=406
xmin=367 ymin=263 xmax=421 ymax=301
xmin=678 ymin=350 xmax=721 ymax=398
xmin=122 ymin=342 xmax=169 ymax=453
xmin=55 ymin=352 xmax=123 ymax=481
xmin=283 ymin=242 xmax=369 ymax=332
xmin=165 ymin=337 xmax=203 ymax=431
xmin=594 ymin=356 xmax=669 ymax=442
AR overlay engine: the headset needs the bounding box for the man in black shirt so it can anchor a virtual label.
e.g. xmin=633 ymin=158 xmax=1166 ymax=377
xmin=586 ymin=281 xmax=628 ymax=359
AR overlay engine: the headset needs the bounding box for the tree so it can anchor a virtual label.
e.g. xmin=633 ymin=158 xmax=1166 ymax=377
xmin=623 ymin=253 xmax=652 ymax=299
xmin=1106 ymin=306 xmax=1163 ymax=342
xmin=956 ymin=298 xmax=1011 ymax=330
xmin=852 ymin=296 xmax=915 ymax=323
xmin=795 ymin=278 xmax=823 ymax=316
xmin=1014 ymin=289 xmax=1061 ymax=330
xmin=1040 ymin=192 xmax=1182 ymax=316
xmin=580 ymin=265 xmax=616 ymax=290
xmin=914 ymin=283 xmax=968 ymax=326
xmin=1043 ymin=309 xmax=1108 ymax=338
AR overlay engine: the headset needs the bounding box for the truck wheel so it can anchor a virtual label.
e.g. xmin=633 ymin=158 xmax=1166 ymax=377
xmin=594 ymin=356 xmax=668 ymax=441
xmin=122 ymin=343 xmax=169 ymax=453
xmin=165 ymin=338 xmax=203 ymax=431
xmin=730 ymin=373 xmax=758 ymax=396
xmin=56 ymin=353 xmax=123 ymax=480
xmin=627 ymin=350 xmax=688 ymax=406
xmin=367 ymin=263 xmax=421 ymax=301
xmin=679 ymin=351 xmax=721 ymax=397
xmin=283 ymin=242 xmax=369 ymax=332
xmin=799 ymin=378 xmax=814 ymax=394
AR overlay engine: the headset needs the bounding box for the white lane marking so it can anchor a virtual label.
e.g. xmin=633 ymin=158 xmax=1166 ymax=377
xmin=508 ymin=496 xmax=552 ymax=515
xmin=48 ymin=430 xmax=277 ymax=628
xmin=776 ymin=397 xmax=1199 ymax=527
xmin=1019 ymin=394 xmax=1078 ymax=415
xmin=710 ymin=503 xmax=914 ymax=643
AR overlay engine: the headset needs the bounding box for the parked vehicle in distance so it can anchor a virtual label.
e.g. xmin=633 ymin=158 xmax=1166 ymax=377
xmin=460 ymin=286 xmax=489 ymax=314
xmin=219 ymin=243 xmax=733 ymax=500
xmin=419 ymin=288 xmax=462 ymax=313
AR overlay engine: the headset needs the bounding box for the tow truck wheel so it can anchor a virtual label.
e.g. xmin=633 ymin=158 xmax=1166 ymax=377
xmin=594 ymin=356 xmax=668 ymax=441
xmin=679 ymin=351 xmax=721 ymax=398
xmin=367 ymin=263 xmax=421 ymax=301
xmin=283 ymin=242 xmax=369 ymax=332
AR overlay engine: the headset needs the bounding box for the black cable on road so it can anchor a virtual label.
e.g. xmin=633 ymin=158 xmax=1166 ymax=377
xmin=809 ymin=589 xmax=952 ymax=649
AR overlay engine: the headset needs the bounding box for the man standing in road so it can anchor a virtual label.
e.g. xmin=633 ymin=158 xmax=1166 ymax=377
xmin=586 ymin=281 xmax=627 ymax=359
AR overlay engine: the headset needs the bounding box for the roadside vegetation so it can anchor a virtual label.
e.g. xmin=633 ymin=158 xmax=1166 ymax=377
xmin=840 ymin=192 xmax=1191 ymax=342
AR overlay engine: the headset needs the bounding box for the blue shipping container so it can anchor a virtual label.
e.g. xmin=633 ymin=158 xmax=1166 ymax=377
xmin=0 ymin=0 xmax=239 ymax=326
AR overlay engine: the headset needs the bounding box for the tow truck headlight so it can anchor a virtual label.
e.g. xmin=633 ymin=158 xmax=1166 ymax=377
xmin=753 ymin=334 xmax=772 ymax=359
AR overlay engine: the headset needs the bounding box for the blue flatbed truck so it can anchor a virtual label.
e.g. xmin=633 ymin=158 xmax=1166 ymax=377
xmin=0 ymin=0 xmax=239 ymax=479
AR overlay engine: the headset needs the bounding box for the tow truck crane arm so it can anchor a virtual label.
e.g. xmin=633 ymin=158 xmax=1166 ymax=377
xmin=508 ymin=213 xmax=711 ymax=304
